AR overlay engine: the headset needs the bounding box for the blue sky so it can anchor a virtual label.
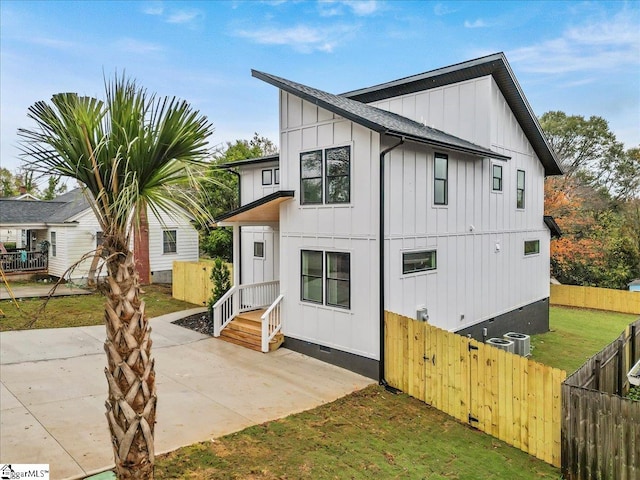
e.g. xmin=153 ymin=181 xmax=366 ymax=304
xmin=1 ymin=0 xmax=638 ymax=175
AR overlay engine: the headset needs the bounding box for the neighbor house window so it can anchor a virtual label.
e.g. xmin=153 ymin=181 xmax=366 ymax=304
xmin=254 ymin=241 xmax=264 ymax=258
xmin=434 ymin=154 xmax=448 ymax=205
xmin=403 ymin=250 xmax=437 ymax=274
xmin=300 ymin=146 xmax=351 ymax=205
xmin=301 ymin=250 xmax=323 ymax=303
xmin=492 ymin=164 xmax=503 ymax=191
xmin=50 ymin=231 xmax=57 ymax=257
xmin=274 ymin=168 xmax=280 ymax=185
xmin=524 ymin=240 xmax=540 ymax=256
xmin=163 ymin=230 xmax=177 ymax=254
xmin=262 ymin=169 xmax=273 ymax=185
xmin=300 ymin=151 xmax=323 ymax=204
xmin=517 ymin=170 xmax=526 ymax=209
xmin=301 ymin=250 xmax=350 ymax=309
xmin=326 ymin=252 xmax=350 ymax=308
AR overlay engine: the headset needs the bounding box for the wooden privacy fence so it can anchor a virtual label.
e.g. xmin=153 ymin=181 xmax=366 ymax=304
xmin=172 ymin=261 xmax=214 ymax=306
xmin=561 ymin=318 xmax=640 ymax=480
xmin=385 ymin=311 xmax=566 ymax=467
xmin=550 ymin=284 xmax=640 ymax=314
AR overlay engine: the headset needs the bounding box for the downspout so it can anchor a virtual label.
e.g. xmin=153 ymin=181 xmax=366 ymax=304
xmin=379 ymin=137 xmax=404 ymax=387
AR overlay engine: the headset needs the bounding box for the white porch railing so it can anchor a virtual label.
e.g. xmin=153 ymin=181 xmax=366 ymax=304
xmin=261 ymin=294 xmax=284 ymax=353
xmin=212 ymin=280 xmax=280 ymax=339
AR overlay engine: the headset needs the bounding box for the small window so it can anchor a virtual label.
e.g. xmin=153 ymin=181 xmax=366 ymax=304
xmin=274 ymin=168 xmax=280 ymax=185
xmin=262 ymin=169 xmax=273 ymax=185
xmin=163 ymin=230 xmax=177 ymax=254
xmin=403 ymin=250 xmax=437 ymax=274
xmin=492 ymin=164 xmax=503 ymax=191
xmin=50 ymin=231 xmax=57 ymax=257
xmin=326 ymin=252 xmax=350 ymax=309
xmin=301 ymin=151 xmax=323 ymax=204
xmin=524 ymin=240 xmax=540 ymax=256
xmin=301 ymin=250 xmax=323 ymax=303
xmin=517 ymin=170 xmax=526 ymax=209
xmin=254 ymin=241 xmax=264 ymax=258
xmin=325 ymin=146 xmax=350 ymax=204
xmin=434 ymin=154 xmax=448 ymax=205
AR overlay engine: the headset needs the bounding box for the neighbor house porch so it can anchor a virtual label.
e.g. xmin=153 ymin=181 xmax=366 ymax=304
xmin=212 ymin=190 xmax=294 ymax=352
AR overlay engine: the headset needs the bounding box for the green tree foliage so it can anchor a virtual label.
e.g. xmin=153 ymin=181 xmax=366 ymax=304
xmin=200 ymin=133 xmax=277 ymax=260
xmin=208 ymin=257 xmax=231 ymax=307
xmin=41 ymin=175 xmax=68 ymax=200
xmin=542 ymin=111 xmax=640 ymax=289
xmin=0 ymin=168 xmax=17 ymax=197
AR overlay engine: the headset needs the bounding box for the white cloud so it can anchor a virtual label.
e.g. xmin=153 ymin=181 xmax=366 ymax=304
xmin=433 ymin=3 xmax=459 ymax=16
xmin=142 ymin=2 xmax=164 ymax=16
xmin=114 ymin=38 xmax=164 ymax=55
xmin=28 ymin=37 xmax=74 ymax=49
xmin=318 ymin=0 xmax=379 ymax=17
xmin=509 ymin=11 xmax=640 ymax=74
xmin=464 ymin=19 xmax=489 ymax=28
xmin=236 ymin=24 xmax=356 ymax=53
xmin=166 ymin=9 xmax=202 ymax=24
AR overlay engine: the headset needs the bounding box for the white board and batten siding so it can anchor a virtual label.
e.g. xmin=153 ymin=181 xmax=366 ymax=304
xmin=375 ymin=75 xmax=550 ymax=332
xmin=238 ymin=160 xmax=280 ymax=286
xmin=278 ymin=91 xmax=381 ymax=360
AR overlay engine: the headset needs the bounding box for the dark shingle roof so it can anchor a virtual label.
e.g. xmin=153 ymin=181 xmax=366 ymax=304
xmin=252 ymin=70 xmax=510 ymax=161
xmin=219 ymin=154 xmax=280 ymax=169
xmin=0 ymin=188 xmax=90 ymax=224
xmin=340 ymin=52 xmax=562 ymax=176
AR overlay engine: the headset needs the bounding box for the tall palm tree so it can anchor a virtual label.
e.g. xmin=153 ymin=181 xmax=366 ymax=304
xmin=18 ymin=75 xmax=214 ymax=479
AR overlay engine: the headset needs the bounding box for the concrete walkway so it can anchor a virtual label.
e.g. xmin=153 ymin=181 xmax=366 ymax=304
xmin=0 ymin=309 xmax=374 ymax=480
xmin=1 ymin=284 xmax=92 ymax=301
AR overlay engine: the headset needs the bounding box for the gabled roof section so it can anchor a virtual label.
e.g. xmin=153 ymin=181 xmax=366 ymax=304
xmin=252 ymin=70 xmax=509 ymax=161
xmin=218 ymin=154 xmax=279 ymax=169
xmin=215 ymin=190 xmax=294 ymax=225
xmin=0 ymin=188 xmax=90 ymax=225
xmin=341 ymin=52 xmax=562 ymax=176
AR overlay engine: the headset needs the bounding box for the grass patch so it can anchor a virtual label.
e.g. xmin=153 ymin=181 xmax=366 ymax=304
xmin=530 ymin=306 xmax=637 ymax=373
xmin=156 ymin=385 xmax=560 ymax=479
xmin=0 ymin=284 xmax=196 ymax=331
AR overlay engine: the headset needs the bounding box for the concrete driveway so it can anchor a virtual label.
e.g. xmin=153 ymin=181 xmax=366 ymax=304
xmin=0 ymin=309 xmax=373 ymax=480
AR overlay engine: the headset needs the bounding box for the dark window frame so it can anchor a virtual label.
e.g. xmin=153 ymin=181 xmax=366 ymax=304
xmin=254 ymin=241 xmax=265 ymax=258
xmin=492 ymin=164 xmax=503 ymax=192
xmin=274 ymin=168 xmax=280 ymax=185
xmin=325 ymin=146 xmax=351 ymax=204
xmin=434 ymin=153 xmax=448 ymax=205
xmin=262 ymin=169 xmax=273 ymax=185
xmin=301 ymin=250 xmax=324 ymax=304
xmin=325 ymin=251 xmax=351 ymax=309
xmin=300 ymin=150 xmax=323 ymax=205
xmin=402 ymin=250 xmax=437 ymax=274
xmin=524 ymin=239 xmax=540 ymax=256
xmin=517 ymin=170 xmax=526 ymax=209
xmin=163 ymin=230 xmax=177 ymax=254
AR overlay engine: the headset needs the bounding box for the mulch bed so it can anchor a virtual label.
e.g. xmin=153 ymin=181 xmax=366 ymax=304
xmin=172 ymin=311 xmax=213 ymax=336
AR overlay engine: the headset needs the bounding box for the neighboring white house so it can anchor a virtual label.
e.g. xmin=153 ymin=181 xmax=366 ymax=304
xmin=0 ymin=188 xmax=199 ymax=283
xmin=214 ymin=53 xmax=563 ymax=379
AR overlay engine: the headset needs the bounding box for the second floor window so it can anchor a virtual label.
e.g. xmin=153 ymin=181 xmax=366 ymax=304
xmin=301 ymin=146 xmax=351 ymax=205
xmin=517 ymin=170 xmax=526 ymax=209
xmin=434 ymin=153 xmax=448 ymax=205
xmin=492 ymin=164 xmax=503 ymax=191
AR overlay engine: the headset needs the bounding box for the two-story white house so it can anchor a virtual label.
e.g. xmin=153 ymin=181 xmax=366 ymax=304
xmin=212 ymin=53 xmax=562 ymax=380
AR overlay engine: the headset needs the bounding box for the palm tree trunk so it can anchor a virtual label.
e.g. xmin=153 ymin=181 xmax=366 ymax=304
xmin=104 ymin=251 xmax=156 ymax=479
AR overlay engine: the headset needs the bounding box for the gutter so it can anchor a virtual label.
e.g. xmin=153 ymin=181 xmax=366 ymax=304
xmin=378 ymin=137 xmax=405 ymax=388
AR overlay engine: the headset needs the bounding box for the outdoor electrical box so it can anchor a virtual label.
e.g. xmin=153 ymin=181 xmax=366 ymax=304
xmin=416 ymin=307 xmax=429 ymax=322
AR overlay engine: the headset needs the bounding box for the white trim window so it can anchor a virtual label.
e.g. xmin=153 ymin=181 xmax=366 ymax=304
xmin=403 ymin=250 xmax=437 ymax=274
xmin=300 ymin=146 xmax=350 ymax=205
xmin=50 ymin=231 xmax=57 ymax=257
xmin=301 ymin=249 xmax=350 ymax=309
xmin=162 ymin=230 xmax=177 ymax=254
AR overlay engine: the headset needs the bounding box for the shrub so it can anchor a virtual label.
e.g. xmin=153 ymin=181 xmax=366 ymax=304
xmin=208 ymin=257 xmax=231 ymax=308
xmin=201 ymin=228 xmax=232 ymax=262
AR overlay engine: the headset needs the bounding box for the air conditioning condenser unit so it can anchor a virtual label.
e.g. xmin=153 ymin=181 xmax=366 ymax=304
xmin=486 ymin=338 xmax=515 ymax=354
xmin=503 ymin=332 xmax=531 ymax=357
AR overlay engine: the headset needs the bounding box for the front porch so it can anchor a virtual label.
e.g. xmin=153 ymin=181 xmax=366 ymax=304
xmin=0 ymin=250 xmax=48 ymax=275
xmin=212 ymin=280 xmax=284 ymax=353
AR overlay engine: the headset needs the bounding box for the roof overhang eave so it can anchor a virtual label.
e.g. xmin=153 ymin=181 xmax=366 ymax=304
xmin=383 ymin=131 xmax=511 ymax=160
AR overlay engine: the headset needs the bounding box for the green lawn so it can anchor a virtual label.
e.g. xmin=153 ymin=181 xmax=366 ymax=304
xmin=156 ymin=385 xmax=560 ymax=480
xmin=530 ymin=306 xmax=637 ymax=373
xmin=0 ymin=284 xmax=196 ymax=331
